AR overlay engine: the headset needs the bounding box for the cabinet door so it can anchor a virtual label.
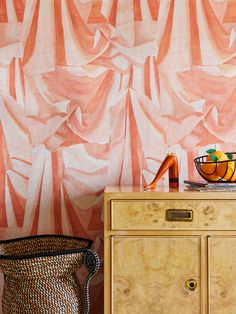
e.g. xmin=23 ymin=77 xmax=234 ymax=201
xmin=112 ymin=236 xmax=201 ymax=314
xmin=208 ymin=237 xmax=236 ymax=314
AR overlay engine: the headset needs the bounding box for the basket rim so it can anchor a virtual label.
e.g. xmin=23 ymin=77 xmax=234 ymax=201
xmin=0 ymin=234 xmax=93 ymax=260
xmin=194 ymin=152 xmax=236 ymax=163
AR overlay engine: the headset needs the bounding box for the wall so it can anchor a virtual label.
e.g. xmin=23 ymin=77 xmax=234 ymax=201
xmin=1 ymin=0 xmax=236 ymax=312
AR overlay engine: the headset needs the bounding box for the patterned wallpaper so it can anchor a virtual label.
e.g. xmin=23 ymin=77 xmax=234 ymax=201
xmin=1 ymin=0 xmax=236 ymax=312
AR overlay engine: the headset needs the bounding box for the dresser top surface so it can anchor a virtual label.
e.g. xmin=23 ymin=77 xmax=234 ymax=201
xmin=104 ymin=185 xmax=236 ymax=200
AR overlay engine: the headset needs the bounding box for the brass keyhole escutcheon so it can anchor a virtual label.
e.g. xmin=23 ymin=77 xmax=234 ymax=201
xmin=185 ymin=279 xmax=197 ymax=291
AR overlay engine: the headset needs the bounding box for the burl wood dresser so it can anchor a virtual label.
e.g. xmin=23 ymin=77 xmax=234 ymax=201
xmin=104 ymin=186 xmax=236 ymax=314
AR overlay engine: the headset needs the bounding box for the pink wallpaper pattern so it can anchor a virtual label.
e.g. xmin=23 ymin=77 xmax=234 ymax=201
xmin=1 ymin=0 xmax=236 ymax=312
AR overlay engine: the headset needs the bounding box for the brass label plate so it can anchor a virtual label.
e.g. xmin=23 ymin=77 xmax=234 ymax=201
xmin=166 ymin=209 xmax=193 ymax=221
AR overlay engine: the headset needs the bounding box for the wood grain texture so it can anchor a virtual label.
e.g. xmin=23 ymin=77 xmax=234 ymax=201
xmin=111 ymin=200 xmax=236 ymax=230
xmin=105 ymin=188 xmax=236 ymax=313
xmin=209 ymin=237 xmax=236 ymax=314
xmin=112 ymin=236 xmax=201 ymax=314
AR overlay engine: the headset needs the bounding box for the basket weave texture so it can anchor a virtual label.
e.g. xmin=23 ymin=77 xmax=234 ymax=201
xmin=0 ymin=235 xmax=92 ymax=314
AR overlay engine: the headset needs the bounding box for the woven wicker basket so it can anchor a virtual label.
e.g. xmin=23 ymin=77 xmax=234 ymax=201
xmin=0 ymin=235 xmax=99 ymax=314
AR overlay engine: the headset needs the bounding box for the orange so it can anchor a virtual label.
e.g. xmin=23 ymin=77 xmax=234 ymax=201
xmin=228 ymin=159 xmax=236 ymax=181
xmin=204 ymin=150 xmax=236 ymax=181
xmin=217 ymin=160 xmax=236 ymax=181
xmin=217 ymin=160 xmax=233 ymax=180
xmin=199 ymin=151 xmax=227 ymax=181
xmin=213 ymin=151 xmax=236 ymax=181
xmin=199 ymin=150 xmax=236 ymax=181
xmin=230 ymin=169 xmax=236 ymax=182
xmin=209 ymin=151 xmax=228 ymax=162
xmin=199 ymin=162 xmax=220 ymax=181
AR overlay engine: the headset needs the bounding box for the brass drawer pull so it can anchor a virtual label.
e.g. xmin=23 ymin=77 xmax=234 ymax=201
xmin=185 ymin=279 xmax=197 ymax=291
xmin=166 ymin=209 xmax=193 ymax=221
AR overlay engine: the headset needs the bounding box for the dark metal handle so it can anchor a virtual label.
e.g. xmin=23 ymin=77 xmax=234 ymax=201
xmin=83 ymin=249 xmax=100 ymax=314
xmin=166 ymin=209 xmax=193 ymax=221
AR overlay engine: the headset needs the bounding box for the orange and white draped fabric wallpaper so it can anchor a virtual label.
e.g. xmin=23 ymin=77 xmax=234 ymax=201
xmin=1 ymin=0 xmax=236 ymax=312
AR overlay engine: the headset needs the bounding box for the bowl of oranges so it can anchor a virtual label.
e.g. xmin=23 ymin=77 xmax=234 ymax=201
xmin=194 ymin=149 xmax=236 ymax=182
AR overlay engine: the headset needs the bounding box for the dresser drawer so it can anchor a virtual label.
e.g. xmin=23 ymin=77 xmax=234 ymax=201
xmin=111 ymin=200 xmax=236 ymax=230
